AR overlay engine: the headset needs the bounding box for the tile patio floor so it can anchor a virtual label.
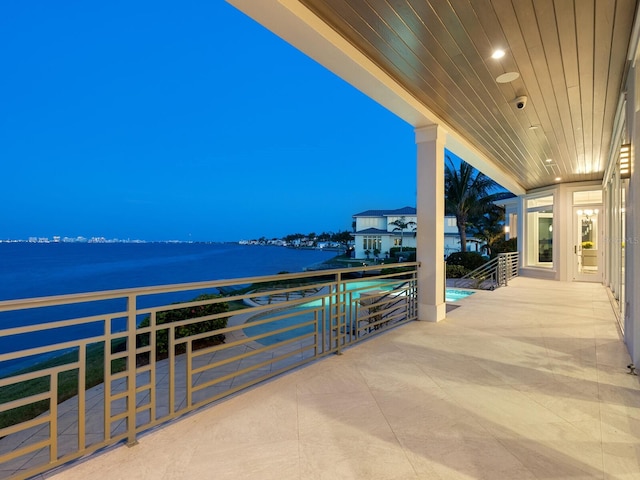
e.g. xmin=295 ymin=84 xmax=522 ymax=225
xmin=36 ymin=277 xmax=640 ymax=479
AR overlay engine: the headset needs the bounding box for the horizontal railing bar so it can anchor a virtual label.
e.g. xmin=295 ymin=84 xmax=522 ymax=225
xmin=0 ymin=391 xmax=51 ymax=414
xmin=109 ymin=372 xmax=128 ymax=384
xmin=110 ymin=411 xmax=128 ymax=423
xmin=135 ymin=384 xmax=150 ymax=394
xmin=145 ymin=310 xmax=235 ymax=327
xmin=181 ymin=332 xmax=255 ymax=355
xmin=186 ymin=357 xmax=308 ymax=412
xmin=0 ymin=313 xmax=117 ymax=337
xmin=239 ymin=283 xmax=331 ymax=297
xmin=343 ymin=278 xmax=413 ymax=290
xmin=135 ymin=364 xmax=152 ymax=375
xmin=191 ymin=351 xmax=265 ymax=376
xmin=192 ymin=333 xmax=315 ymax=376
xmin=0 ymin=438 xmax=51 ymax=466
xmin=239 ymin=290 xmax=333 ymax=308
xmin=375 ymin=311 xmax=406 ymax=325
xmin=140 ymin=297 xmax=327 ymax=334
xmin=0 ymin=414 xmax=50 ymax=438
xmin=191 ymin=343 xmax=314 ymax=394
xmin=0 ymin=362 xmax=80 ymax=386
xmin=110 ymin=391 xmax=129 ymax=402
xmin=169 ymin=280 xmax=338 ymax=311
xmin=345 ymin=271 xmax=415 ymax=282
xmin=237 ymin=321 xmax=317 ymax=345
xmin=110 ymin=351 xmax=128 ymax=362
xmin=236 ymin=308 xmax=321 ymax=331
xmin=0 ymin=338 xmax=103 ymax=364
xmin=134 ymin=346 xmax=152 ymax=355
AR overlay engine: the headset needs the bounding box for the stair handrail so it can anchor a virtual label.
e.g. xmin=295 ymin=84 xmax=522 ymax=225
xmin=452 ymin=251 xmax=519 ymax=290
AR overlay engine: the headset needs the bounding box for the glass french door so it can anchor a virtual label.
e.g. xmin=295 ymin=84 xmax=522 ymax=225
xmin=573 ymin=205 xmax=603 ymax=282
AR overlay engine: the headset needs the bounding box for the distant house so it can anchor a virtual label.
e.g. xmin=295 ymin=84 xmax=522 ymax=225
xmin=352 ymin=207 xmax=480 ymax=260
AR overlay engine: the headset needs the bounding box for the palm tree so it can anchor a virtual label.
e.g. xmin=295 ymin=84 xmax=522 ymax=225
xmin=390 ymin=216 xmax=417 ymax=253
xmin=445 ymin=157 xmax=509 ymax=252
xmin=470 ymin=204 xmax=506 ymax=257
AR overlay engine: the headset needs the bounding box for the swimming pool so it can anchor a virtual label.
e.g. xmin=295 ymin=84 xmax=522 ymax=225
xmin=445 ymin=289 xmax=475 ymax=302
xmin=242 ymin=281 xmax=475 ymax=345
xmin=336 ymin=281 xmax=474 ymax=303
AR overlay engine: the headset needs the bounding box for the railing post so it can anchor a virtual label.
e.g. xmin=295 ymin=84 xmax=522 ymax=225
xmin=443 ymin=261 xmax=447 ymax=303
xmin=126 ymin=294 xmax=138 ymax=447
xmin=504 ymin=254 xmax=508 ymax=286
xmin=335 ymin=272 xmax=343 ymax=355
xmin=497 ymin=254 xmax=505 ymax=287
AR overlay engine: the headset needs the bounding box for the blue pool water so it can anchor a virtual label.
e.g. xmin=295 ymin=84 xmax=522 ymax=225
xmin=445 ymin=289 xmax=475 ymax=302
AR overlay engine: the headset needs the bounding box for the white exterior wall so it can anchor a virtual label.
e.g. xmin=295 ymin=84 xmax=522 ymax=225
xmin=355 ymin=216 xmax=386 ymax=231
xmin=385 ymin=215 xmax=417 ymax=232
xmin=510 ymin=182 xmax=602 ymax=282
xmin=353 ymin=215 xmax=465 ymax=259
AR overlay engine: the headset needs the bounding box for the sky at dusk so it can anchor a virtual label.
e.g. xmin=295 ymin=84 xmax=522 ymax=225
xmin=1 ymin=1 xmax=418 ymax=242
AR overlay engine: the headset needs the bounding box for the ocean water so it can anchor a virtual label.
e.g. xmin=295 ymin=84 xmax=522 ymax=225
xmin=0 ymin=242 xmax=337 ymax=300
xmin=0 ymin=242 xmax=337 ymax=373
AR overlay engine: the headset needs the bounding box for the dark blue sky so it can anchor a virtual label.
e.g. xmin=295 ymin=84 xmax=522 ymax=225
xmin=1 ymin=1 xmax=417 ymax=242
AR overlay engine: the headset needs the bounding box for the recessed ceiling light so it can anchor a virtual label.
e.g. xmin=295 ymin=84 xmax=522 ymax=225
xmin=529 ymin=125 xmax=540 ymax=130
xmin=496 ymin=72 xmax=520 ymax=83
xmin=545 ymin=158 xmax=553 ymax=163
xmin=555 ymin=177 xmax=562 ymax=182
xmin=492 ymin=49 xmax=505 ymax=59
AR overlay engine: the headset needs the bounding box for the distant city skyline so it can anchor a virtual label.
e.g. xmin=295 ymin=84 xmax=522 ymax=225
xmin=0 ymin=228 xmax=355 ymax=244
xmin=1 ymin=1 xmax=417 ymax=242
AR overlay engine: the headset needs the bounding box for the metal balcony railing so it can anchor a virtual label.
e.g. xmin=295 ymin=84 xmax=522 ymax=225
xmin=451 ymin=252 xmax=519 ymax=290
xmin=0 ymin=264 xmax=418 ymax=479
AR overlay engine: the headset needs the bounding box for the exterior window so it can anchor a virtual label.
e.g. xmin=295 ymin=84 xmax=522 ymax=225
xmin=526 ymin=195 xmax=554 ymax=268
xmin=573 ymin=190 xmax=603 ymax=205
xmin=358 ymin=217 xmax=381 ymax=229
xmin=362 ymin=236 xmax=381 ymax=252
xmin=605 ymin=167 xmax=626 ymax=329
xmin=527 ymin=195 xmax=553 ymax=208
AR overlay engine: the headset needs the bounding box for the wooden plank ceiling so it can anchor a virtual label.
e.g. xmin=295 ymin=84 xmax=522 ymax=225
xmin=300 ymin=0 xmax=637 ymax=190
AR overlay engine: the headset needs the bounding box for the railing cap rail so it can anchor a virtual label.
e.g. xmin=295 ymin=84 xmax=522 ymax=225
xmin=0 ymin=262 xmax=420 ymax=311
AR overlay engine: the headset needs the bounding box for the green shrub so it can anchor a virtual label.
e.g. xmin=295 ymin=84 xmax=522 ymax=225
xmin=446 ymin=251 xmax=487 ymax=270
xmin=491 ymin=237 xmax=517 ymax=255
xmin=389 ymin=247 xmax=416 ymax=255
xmin=389 ymin=247 xmax=416 ymax=261
xmin=138 ymin=293 xmax=229 ymax=358
xmin=446 ymin=264 xmax=469 ymax=278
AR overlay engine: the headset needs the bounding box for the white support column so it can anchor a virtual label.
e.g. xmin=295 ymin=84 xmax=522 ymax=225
xmin=625 ymin=64 xmax=640 ymax=364
xmin=415 ymin=124 xmax=446 ymax=322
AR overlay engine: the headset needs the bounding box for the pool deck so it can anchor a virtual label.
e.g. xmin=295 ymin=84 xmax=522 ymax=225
xmin=33 ymin=277 xmax=640 ymax=478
